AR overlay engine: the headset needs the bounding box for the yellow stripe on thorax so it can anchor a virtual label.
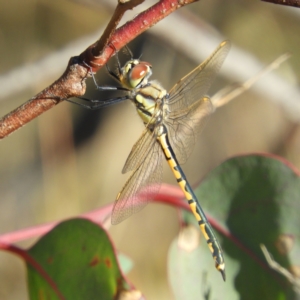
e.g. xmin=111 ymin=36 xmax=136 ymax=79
xmin=135 ymin=82 xmax=167 ymax=124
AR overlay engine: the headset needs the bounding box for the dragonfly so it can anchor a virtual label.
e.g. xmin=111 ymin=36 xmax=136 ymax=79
xmin=71 ymin=40 xmax=230 ymax=281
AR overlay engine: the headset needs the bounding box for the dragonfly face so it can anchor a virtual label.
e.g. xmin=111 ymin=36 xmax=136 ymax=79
xmin=120 ymin=59 xmax=153 ymax=89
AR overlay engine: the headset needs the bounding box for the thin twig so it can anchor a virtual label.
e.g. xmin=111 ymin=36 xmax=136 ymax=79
xmin=92 ymin=0 xmax=145 ymax=56
xmin=212 ymin=53 xmax=290 ymax=108
xmin=260 ymin=244 xmax=300 ymax=293
xmin=0 ymin=0 xmax=198 ymax=139
xmin=261 ymin=0 xmax=300 ymax=8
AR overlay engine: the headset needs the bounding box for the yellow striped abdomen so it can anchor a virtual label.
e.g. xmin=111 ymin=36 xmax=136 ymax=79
xmin=156 ymin=124 xmax=226 ymax=281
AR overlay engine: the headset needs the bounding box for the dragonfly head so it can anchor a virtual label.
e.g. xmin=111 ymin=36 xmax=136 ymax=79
xmin=120 ymin=59 xmax=152 ymax=89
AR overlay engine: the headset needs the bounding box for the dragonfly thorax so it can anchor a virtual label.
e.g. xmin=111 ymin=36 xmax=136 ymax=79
xmin=120 ymin=59 xmax=152 ymax=89
xmin=133 ymin=81 xmax=167 ymax=127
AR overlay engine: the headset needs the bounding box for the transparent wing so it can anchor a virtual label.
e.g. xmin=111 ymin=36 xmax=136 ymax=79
xmin=111 ymin=139 xmax=163 ymax=225
xmin=165 ymin=41 xmax=230 ymax=164
xmin=122 ymin=128 xmax=156 ymax=174
xmin=165 ymin=97 xmax=214 ymax=164
xmin=167 ymin=41 xmax=230 ymax=109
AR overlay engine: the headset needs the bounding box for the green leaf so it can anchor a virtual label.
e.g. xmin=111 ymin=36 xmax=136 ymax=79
xmin=26 ymin=218 xmax=129 ymax=300
xmin=117 ymin=253 xmax=133 ymax=275
xmin=169 ymin=154 xmax=300 ymax=299
xmin=168 ymin=224 xmax=239 ymax=300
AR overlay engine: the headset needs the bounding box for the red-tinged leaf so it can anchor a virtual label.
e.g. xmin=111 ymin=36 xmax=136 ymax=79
xmin=26 ymin=218 xmax=132 ymax=300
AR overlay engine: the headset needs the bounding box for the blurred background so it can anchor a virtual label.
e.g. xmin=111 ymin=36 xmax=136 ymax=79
xmin=0 ymin=0 xmax=300 ymax=299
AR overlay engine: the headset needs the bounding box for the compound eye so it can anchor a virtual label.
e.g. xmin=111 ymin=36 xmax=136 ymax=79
xmin=130 ymin=62 xmax=151 ymax=81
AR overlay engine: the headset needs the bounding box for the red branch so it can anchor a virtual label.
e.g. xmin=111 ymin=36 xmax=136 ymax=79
xmin=261 ymin=0 xmax=300 ymax=7
xmin=0 ymin=0 xmax=198 ymax=139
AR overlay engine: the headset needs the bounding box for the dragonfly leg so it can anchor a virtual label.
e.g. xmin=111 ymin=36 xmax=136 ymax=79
xmin=65 ymin=95 xmax=129 ymax=110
